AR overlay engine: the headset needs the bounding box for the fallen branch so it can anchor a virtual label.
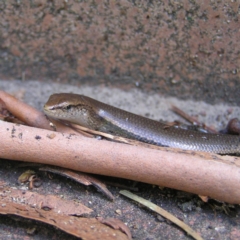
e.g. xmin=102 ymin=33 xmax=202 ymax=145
xmin=0 ymin=90 xmax=86 ymax=136
xmin=1 ymin=120 xmax=240 ymax=204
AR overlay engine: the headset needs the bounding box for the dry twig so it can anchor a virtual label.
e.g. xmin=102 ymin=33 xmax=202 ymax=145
xmin=120 ymin=190 xmax=203 ymax=240
xmin=171 ymin=105 xmax=217 ymax=133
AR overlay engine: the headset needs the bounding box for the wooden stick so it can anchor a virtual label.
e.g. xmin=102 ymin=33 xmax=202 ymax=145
xmin=1 ymin=120 xmax=240 ymax=204
xmin=0 ymin=90 xmax=85 ymax=136
xmin=171 ymin=105 xmax=217 ymax=133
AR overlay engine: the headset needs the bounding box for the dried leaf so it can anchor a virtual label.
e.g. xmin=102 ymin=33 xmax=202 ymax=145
xmin=0 ymin=187 xmax=92 ymax=216
xmin=39 ymin=166 xmax=114 ymax=200
xmin=120 ymin=190 xmax=203 ymax=240
xmin=0 ymin=187 xmax=128 ymax=240
xmin=98 ymin=217 xmax=132 ymax=240
xmin=18 ymin=170 xmax=36 ymax=183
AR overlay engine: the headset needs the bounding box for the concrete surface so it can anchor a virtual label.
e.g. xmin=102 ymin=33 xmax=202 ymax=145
xmin=0 ymin=1 xmax=240 ymax=104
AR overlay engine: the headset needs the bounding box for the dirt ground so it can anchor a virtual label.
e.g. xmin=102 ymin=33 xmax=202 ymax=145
xmin=0 ymin=79 xmax=240 ymax=240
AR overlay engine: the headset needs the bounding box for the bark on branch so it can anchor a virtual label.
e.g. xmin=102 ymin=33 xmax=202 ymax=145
xmin=1 ymin=120 xmax=240 ymax=203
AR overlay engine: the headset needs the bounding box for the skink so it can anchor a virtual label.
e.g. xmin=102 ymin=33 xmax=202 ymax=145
xmin=43 ymin=93 xmax=240 ymax=154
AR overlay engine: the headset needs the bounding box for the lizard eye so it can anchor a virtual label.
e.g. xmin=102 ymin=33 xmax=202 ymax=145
xmin=66 ymin=105 xmax=72 ymax=110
